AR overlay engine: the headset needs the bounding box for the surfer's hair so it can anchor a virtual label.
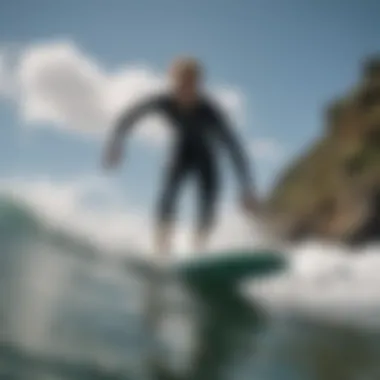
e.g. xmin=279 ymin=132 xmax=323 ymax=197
xmin=169 ymin=56 xmax=203 ymax=80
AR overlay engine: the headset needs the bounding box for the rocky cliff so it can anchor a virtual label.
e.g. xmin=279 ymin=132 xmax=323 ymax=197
xmin=267 ymin=55 xmax=380 ymax=246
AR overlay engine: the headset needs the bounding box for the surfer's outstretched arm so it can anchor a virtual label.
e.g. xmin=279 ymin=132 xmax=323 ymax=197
xmin=114 ymin=96 xmax=162 ymax=138
xmin=103 ymin=95 xmax=163 ymax=168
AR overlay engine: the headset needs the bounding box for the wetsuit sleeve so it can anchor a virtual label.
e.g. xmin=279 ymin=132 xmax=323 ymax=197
xmin=111 ymin=95 xmax=163 ymax=141
xmin=209 ymin=103 xmax=254 ymax=194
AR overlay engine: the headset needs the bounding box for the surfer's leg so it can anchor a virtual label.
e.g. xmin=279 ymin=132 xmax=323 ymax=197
xmin=194 ymin=158 xmax=219 ymax=251
xmin=156 ymin=155 xmax=189 ymax=257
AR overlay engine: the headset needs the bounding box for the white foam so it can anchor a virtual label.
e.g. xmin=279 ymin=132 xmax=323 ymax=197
xmin=242 ymin=241 xmax=380 ymax=328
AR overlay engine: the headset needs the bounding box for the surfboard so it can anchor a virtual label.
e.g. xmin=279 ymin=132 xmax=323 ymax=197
xmin=174 ymin=248 xmax=286 ymax=286
xmin=127 ymin=248 xmax=286 ymax=285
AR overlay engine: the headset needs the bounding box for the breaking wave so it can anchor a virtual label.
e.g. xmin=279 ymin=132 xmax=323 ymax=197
xmin=1 ymin=193 xmax=380 ymax=379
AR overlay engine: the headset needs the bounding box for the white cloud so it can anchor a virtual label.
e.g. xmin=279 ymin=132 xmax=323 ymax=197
xmin=250 ymin=138 xmax=284 ymax=162
xmin=2 ymin=40 xmax=245 ymax=144
xmin=18 ymin=42 xmax=109 ymax=132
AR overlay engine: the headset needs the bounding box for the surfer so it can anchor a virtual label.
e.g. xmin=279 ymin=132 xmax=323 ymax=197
xmin=103 ymin=57 xmax=257 ymax=257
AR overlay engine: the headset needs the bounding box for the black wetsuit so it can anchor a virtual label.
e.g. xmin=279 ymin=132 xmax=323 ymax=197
xmin=112 ymin=93 xmax=253 ymax=232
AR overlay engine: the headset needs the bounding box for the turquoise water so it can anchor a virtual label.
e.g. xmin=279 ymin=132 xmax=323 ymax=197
xmin=1 ymin=195 xmax=380 ymax=379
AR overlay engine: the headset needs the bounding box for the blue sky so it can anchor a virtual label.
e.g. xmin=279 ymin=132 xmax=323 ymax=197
xmin=1 ymin=0 xmax=380 ymax=218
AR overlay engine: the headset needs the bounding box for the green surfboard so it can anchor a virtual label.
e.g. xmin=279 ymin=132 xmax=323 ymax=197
xmin=174 ymin=249 xmax=286 ymax=287
xmin=127 ymin=248 xmax=286 ymax=285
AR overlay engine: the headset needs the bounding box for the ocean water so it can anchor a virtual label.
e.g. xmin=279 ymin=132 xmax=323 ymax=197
xmin=1 ymin=194 xmax=380 ymax=380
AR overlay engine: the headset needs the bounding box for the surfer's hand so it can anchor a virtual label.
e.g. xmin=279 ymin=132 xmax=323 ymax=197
xmin=103 ymin=142 xmax=123 ymax=170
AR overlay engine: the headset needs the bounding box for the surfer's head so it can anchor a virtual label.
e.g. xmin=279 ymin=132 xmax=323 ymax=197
xmin=169 ymin=56 xmax=203 ymax=107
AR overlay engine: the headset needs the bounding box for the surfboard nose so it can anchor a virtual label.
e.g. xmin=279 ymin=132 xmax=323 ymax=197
xmin=175 ymin=249 xmax=287 ymax=288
